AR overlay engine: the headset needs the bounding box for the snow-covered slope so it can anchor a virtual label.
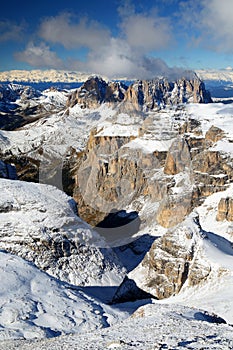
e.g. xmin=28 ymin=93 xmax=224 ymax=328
xmin=0 ymin=250 xmax=126 ymax=341
xmin=0 ymin=83 xmax=70 ymax=131
xmin=0 ymin=102 xmax=115 ymax=158
xmin=164 ymin=185 xmax=233 ymax=323
xmin=0 ymin=179 xmax=125 ymax=287
xmin=2 ymin=303 xmax=233 ymax=349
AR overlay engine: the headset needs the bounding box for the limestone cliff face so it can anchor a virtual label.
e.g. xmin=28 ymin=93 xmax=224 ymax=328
xmin=156 ymin=194 xmax=193 ymax=228
xmin=164 ymin=138 xmax=191 ymax=175
xmin=70 ymin=118 xmax=232 ymax=230
xmin=175 ymin=77 xmax=212 ymax=104
xmin=112 ymin=216 xmax=212 ymax=301
xmin=72 ymin=131 xmax=148 ymax=226
xmin=216 ymin=197 xmax=233 ymax=221
xmin=66 ymin=76 xmax=127 ymax=109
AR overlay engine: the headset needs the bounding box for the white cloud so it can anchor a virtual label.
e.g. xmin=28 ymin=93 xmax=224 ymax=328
xmin=200 ymin=0 xmax=233 ymax=52
xmin=15 ymin=42 xmax=64 ymax=69
xmin=13 ymin=6 xmax=181 ymax=78
xmin=69 ymin=38 xmax=182 ymax=79
xmin=39 ymin=13 xmax=111 ymax=50
xmin=179 ymin=0 xmax=233 ymax=53
xmin=0 ymin=21 xmax=25 ymax=42
xmin=85 ymin=38 xmax=138 ymax=77
xmin=120 ymin=12 xmax=172 ymax=51
xmin=66 ymin=2 xmax=174 ymax=78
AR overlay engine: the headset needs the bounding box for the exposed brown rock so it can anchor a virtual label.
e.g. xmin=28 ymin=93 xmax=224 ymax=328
xmin=72 ymin=130 xmax=145 ymax=225
xmin=216 ymin=197 xmax=233 ymax=221
xmin=179 ymin=118 xmax=202 ymax=136
xmin=113 ymin=216 xmax=212 ymax=300
xmin=164 ymin=138 xmax=191 ymax=175
xmin=123 ymin=76 xmax=212 ymax=111
xmin=66 ymin=76 xmax=127 ymax=109
xmin=0 ymin=154 xmax=39 ymax=182
xmin=205 ymin=125 xmax=225 ymax=143
xmin=66 ymin=75 xmax=211 ymax=111
xmin=156 ymin=194 xmax=192 ymax=228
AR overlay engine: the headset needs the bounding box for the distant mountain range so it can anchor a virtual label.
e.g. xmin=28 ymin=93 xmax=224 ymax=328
xmin=196 ymin=68 xmax=233 ymax=83
xmin=1 ymin=68 xmax=233 ymax=84
xmin=0 ymin=69 xmax=93 ymax=83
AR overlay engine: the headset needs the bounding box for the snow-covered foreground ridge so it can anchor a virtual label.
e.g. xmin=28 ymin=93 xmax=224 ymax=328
xmin=0 ymin=178 xmax=125 ymax=287
xmin=2 ymin=303 xmax=233 ymax=350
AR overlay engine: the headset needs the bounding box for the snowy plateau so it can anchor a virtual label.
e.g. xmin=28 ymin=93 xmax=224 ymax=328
xmin=0 ymin=74 xmax=233 ymax=350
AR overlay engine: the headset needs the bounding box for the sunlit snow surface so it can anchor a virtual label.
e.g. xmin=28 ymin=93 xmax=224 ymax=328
xmin=0 ymin=251 xmax=125 ymax=341
xmin=187 ymin=103 xmax=233 ymax=155
xmin=1 ymin=303 xmax=233 ymax=349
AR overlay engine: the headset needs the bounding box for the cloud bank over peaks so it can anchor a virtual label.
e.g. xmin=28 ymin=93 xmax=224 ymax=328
xmin=14 ymin=5 xmax=186 ymax=79
xmin=78 ymin=38 xmax=185 ymax=79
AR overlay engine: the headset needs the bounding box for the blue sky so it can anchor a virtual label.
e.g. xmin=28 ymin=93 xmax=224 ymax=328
xmin=0 ymin=0 xmax=233 ymax=78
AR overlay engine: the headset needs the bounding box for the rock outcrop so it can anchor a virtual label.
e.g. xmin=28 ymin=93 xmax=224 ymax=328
xmin=205 ymin=125 xmax=225 ymax=143
xmin=66 ymin=75 xmax=211 ymax=111
xmin=216 ymin=197 xmax=233 ymax=221
xmin=112 ymin=216 xmax=212 ymax=301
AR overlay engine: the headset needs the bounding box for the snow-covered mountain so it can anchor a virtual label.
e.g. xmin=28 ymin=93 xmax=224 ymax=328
xmin=196 ymin=68 xmax=233 ymax=82
xmin=1 ymin=75 xmax=233 ymax=348
xmin=196 ymin=68 xmax=233 ymax=99
xmin=0 ymin=70 xmax=92 ymax=83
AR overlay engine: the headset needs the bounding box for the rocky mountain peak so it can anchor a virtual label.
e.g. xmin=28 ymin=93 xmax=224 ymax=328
xmin=123 ymin=75 xmax=212 ymax=111
xmin=66 ymin=76 xmax=127 ymax=109
xmin=66 ymin=74 xmax=211 ymax=110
